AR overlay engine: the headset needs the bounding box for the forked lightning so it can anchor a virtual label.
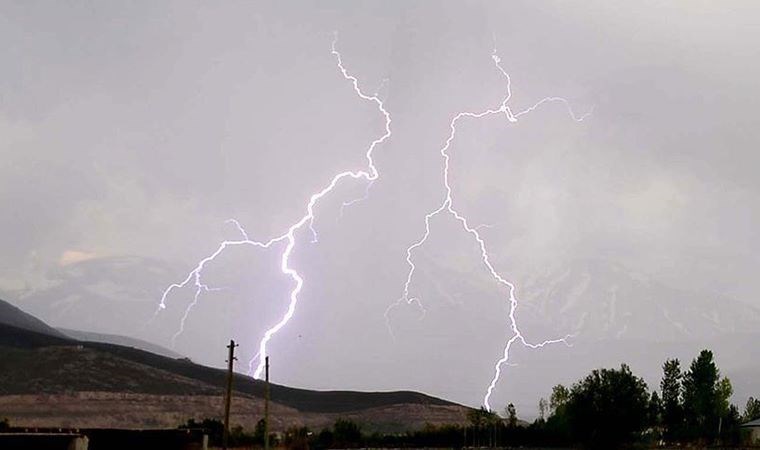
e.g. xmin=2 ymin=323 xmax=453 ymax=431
xmin=157 ymin=36 xmax=587 ymax=408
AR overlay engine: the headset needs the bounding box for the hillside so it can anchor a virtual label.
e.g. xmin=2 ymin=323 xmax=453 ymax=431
xmin=57 ymin=327 xmax=183 ymax=359
xmin=0 ymin=298 xmax=67 ymax=339
xmin=1 ymin=297 xmax=183 ymax=359
xmin=0 ymin=306 xmax=470 ymax=431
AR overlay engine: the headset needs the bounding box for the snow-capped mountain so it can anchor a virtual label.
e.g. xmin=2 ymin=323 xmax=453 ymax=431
xmin=518 ymin=258 xmax=760 ymax=342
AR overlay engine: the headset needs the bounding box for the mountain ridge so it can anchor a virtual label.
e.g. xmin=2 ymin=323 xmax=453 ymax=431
xmin=518 ymin=258 xmax=760 ymax=341
xmin=0 ymin=299 xmax=470 ymax=430
xmin=57 ymin=327 xmax=184 ymax=359
xmin=0 ymin=297 xmax=68 ymax=339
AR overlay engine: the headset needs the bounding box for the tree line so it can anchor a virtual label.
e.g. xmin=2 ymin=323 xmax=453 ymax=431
xmin=177 ymin=348 xmax=759 ymax=449
xmin=526 ymin=348 xmax=758 ymax=448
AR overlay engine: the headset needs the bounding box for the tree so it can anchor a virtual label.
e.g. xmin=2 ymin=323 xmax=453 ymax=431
xmin=332 ymin=419 xmax=362 ymax=447
xmin=682 ymin=349 xmax=732 ymax=442
xmin=0 ymin=418 xmax=8 ymax=432
xmin=180 ymin=418 xmax=225 ymax=446
xmin=648 ymin=391 xmax=663 ymax=427
xmin=315 ymin=428 xmax=334 ymax=449
xmin=744 ymin=397 xmax=760 ymax=421
xmin=661 ymin=358 xmax=683 ymax=441
xmin=253 ymin=418 xmax=267 ymax=445
xmin=505 ymin=403 xmax=518 ymax=428
xmin=467 ymin=407 xmax=499 ymax=447
xmin=717 ymin=377 xmax=734 ymax=418
xmin=565 ymin=364 xmax=650 ymax=449
xmin=546 ymin=385 xmax=572 ymax=443
xmin=721 ymin=404 xmax=743 ymax=444
xmin=467 ymin=406 xmax=490 ymax=429
xmin=549 ymin=384 xmax=570 ymax=414
xmin=538 ymin=398 xmax=548 ymax=422
xmin=467 ymin=406 xmax=499 ymax=428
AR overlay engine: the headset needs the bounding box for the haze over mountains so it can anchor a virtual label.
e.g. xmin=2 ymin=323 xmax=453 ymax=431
xmin=386 ymin=254 xmax=760 ymax=415
xmin=499 ymin=258 xmax=760 ymax=415
xmin=57 ymin=327 xmax=183 ymax=360
xmin=3 ymin=256 xmax=758 ymax=419
xmin=518 ymin=258 xmax=760 ymax=341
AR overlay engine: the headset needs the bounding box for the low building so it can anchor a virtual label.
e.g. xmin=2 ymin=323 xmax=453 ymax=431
xmin=0 ymin=432 xmax=88 ymax=450
xmin=742 ymin=418 xmax=760 ymax=444
xmin=0 ymin=428 xmax=207 ymax=450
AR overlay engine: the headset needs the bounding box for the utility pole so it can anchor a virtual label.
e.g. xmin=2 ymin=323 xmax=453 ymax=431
xmin=222 ymin=340 xmax=238 ymax=450
xmin=264 ymin=356 xmax=270 ymax=450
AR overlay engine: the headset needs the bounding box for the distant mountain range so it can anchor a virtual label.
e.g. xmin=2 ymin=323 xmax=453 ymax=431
xmin=518 ymin=258 xmax=760 ymax=342
xmin=56 ymin=327 xmax=183 ymax=359
xmin=0 ymin=298 xmax=470 ymax=431
xmin=489 ymin=258 xmax=760 ymax=414
xmin=4 ymin=256 xmax=759 ymax=419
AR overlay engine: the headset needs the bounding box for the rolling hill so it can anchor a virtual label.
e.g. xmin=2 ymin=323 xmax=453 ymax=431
xmin=0 ymin=298 xmax=67 ymax=339
xmin=0 ymin=298 xmax=470 ymax=431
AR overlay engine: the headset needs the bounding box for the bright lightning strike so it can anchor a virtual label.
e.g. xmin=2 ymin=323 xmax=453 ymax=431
xmin=156 ymin=33 xmax=391 ymax=379
xmin=159 ymin=33 xmax=586 ymax=409
xmin=386 ymin=48 xmax=587 ymax=410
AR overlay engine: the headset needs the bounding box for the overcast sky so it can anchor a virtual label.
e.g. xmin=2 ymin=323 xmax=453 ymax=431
xmin=2 ymin=1 xmax=759 ymax=412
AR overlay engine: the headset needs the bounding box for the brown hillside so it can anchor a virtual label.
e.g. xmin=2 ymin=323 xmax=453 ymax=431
xmin=0 ymin=322 xmax=471 ymax=431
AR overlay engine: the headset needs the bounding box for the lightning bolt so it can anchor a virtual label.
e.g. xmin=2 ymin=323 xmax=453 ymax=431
xmin=386 ymin=48 xmax=587 ymax=410
xmin=158 ymin=33 xmax=587 ymax=409
xmin=156 ymin=33 xmax=391 ymax=379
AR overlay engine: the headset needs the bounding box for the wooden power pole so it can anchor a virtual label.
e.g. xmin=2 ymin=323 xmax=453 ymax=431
xmin=222 ymin=339 xmax=237 ymax=450
xmin=264 ymin=356 xmax=270 ymax=450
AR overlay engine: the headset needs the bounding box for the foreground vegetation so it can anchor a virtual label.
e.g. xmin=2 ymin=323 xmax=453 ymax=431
xmin=175 ymin=348 xmax=759 ymax=449
xmin=5 ymin=347 xmax=748 ymax=448
xmin=535 ymin=349 xmax=759 ymax=448
xmin=2 ymin=348 xmax=756 ymax=448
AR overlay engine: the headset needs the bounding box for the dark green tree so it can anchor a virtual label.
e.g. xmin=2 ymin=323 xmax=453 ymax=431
xmin=314 ymin=428 xmax=334 ymax=449
xmin=717 ymin=377 xmax=734 ymax=418
xmin=253 ymin=418 xmax=267 ymax=445
xmin=648 ymin=391 xmax=663 ymax=427
xmin=682 ymin=349 xmax=732 ymax=442
xmin=537 ymin=398 xmax=548 ymax=422
xmin=661 ymin=358 xmax=683 ymax=441
xmin=505 ymin=403 xmax=518 ymax=428
xmin=722 ymin=404 xmax=743 ymax=444
xmin=549 ymin=384 xmax=570 ymax=414
xmin=0 ymin=418 xmax=9 ymax=432
xmin=565 ymin=364 xmax=650 ymax=449
xmin=467 ymin=406 xmax=499 ymax=427
xmin=332 ymin=418 xmax=362 ymax=447
xmin=467 ymin=407 xmax=499 ymax=447
xmin=744 ymin=397 xmax=760 ymax=421
xmin=545 ymin=385 xmax=572 ymax=442
xmin=467 ymin=407 xmax=486 ymax=428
